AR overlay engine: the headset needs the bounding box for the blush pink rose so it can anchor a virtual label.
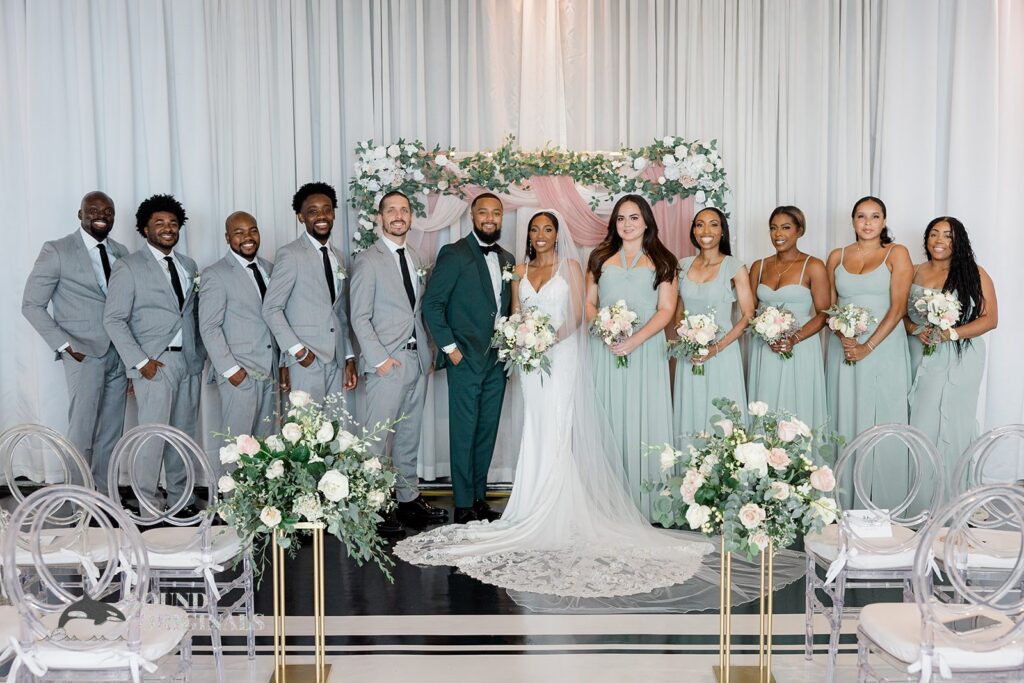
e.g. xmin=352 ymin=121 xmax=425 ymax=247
xmin=767 ymin=447 xmax=790 ymax=470
xmin=810 ymin=466 xmax=836 ymax=492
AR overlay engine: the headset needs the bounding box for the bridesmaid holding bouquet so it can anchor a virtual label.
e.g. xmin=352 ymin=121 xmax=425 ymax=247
xmin=747 ymin=206 xmax=829 ymax=430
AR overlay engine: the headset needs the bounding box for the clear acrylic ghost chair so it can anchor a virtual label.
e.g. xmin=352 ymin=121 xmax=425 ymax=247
xmin=108 ymin=424 xmax=255 ymax=680
xmin=0 ymin=424 xmax=113 ymax=594
xmin=804 ymin=424 xmax=946 ymax=682
xmin=1 ymin=485 xmax=191 ymax=682
xmin=857 ymin=484 xmax=1024 ymax=683
xmin=934 ymin=426 xmax=1024 ymax=601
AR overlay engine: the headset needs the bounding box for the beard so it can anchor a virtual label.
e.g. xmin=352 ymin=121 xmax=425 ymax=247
xmin=473 ymin=225 xmax=501 ymax=245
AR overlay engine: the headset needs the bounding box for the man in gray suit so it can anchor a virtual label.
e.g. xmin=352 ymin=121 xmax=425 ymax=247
xmin=22 ymin=191 xmax=129 ymax=492
xmin=199 ymin=211 xmax=278 ymax=445
xmin=350 ymin=191 xmax=448 ymax=529
xmin=103 ymin=194 xmax=205 ymax=514
xmin=263 ymin=182 xmax=357 ymax=403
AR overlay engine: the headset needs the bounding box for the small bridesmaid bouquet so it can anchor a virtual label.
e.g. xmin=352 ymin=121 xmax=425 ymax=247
xmin=590 ymin=299 xmax=640 ymax=368
xmin=669 ymin=309 xmax=719 ymax=375
xmin=491 ymin=307 xmax=556 ymax=377
xmin=912 ymin=289 xmax=961 ymax=355
xmin=748 ymin=305 xmax=798 ymax=360
xmin=825 ymin=303 xmax=876 ymax=365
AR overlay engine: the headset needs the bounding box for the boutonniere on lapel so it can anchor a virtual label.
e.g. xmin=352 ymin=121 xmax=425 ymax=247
xmin=335 ymin=265 xmax=348 ymax=281
xmin=192 ymin=274 xmax=201 ymax=293
xmin=416 ymin=264 xmax=432 ymax=285
xmin=501 ymin=263 xmax=520 ymax=283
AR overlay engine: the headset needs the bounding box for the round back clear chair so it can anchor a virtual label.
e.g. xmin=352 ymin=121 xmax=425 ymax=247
xmin=109 ymin=424 xmax=255 ymax=679
xmin=1 ymin=485 xmax=191 ymax=682
xmin=857 ymin=484 xmax=1024 ymax=682
xmin=804 ymin=424 xmax=945 ymax=683
xmin=952 ymin=425 xmax=1024 ymax=495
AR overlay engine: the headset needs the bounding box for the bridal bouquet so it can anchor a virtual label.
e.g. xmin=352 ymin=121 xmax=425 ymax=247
xmin=590 ymin=299 xmax=640 ymax=368
xmin=648 ymin=398 xmax=839 ymax=560
xmin=825 ymin=303 xmax=876 ymax=365
xmin=748 ymin=305 xmax=799 ymax=360
xmin=215 ymin=391 xmax=397 ymax=578
xmin=669 ymin=309 xmax=720 ymax=375
xmin=491 ymin=306 xmax=556 ymax=376
xmin=912 ymin=289 xmax=961 ymax=355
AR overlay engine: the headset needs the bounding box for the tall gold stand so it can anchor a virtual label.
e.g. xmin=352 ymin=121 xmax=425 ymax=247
xmin=714 ymin=538 xmax=776 ymax=683
xmin=269 ymin=522 xmax=330 ymax=683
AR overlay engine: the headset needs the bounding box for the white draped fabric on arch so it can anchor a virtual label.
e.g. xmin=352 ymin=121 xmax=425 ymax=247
xmin=1 ymin=1 xmax=1022 ymax=481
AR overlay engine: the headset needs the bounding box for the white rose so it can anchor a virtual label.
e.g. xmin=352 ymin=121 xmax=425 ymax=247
xmin=632 ymin=156 xmax=648 ymax=171
xmin=281 ymin=422 xmax=302 ymax=444
xmin=748 ymin=401 xmax=769 ymax=417
xmin=662 ymin=154 xmax=676 ymax=166
xmin=734 ymin=442 xmax=770 ymax=477
xmin=335 ymin=430 xmax=358 ymax=452
xmin=387 ymin=144 xmax=401 ymax=158
xmin=289 ymin=390 xmax=313 ymax=408
xmin=738 ymin=503 xmax=766 ymax=530
xmin=265 ymin=435 xmax=285 ymax=453
xmin=695 ymin=190 xmax=707 ymax=204
xmin=367 ymin=490 xmax=387 ymax=508
xmin=372 ymin=145 xmax=386 ymax=159
xmin=217 ymin=475 xmax=236 ymax=493
xmin=685 ymin=504 xmax=712 ymax=530
xmin=315 ymin=421 xmax=335 ymax=444
xmin=658 ymin=445 xmax=677 ymax=472
xmin=662 ymin=136 xmax=675 ymax=146
xmin=435 ymin=154 xmax=449 ymax=167
xmin=674 ymin=144 xmax=688 ymax=158
xmin=750 ymin=532 xmax=770 ymax=552
xmin=293 ymin=493 xmax=323 ymax=522
xmin=259 ymin=506 xmax=282 ymax=528
xmin=770 ymin=481 xmax=791 ymax=500
xmin=715 ymin=418 xmax=734 ymax=437
xmin=362 ymin=457 xmax=383 ymax=473
xmin=318 ymin=470 xmax=350 ymax=502
xmin=265 ymin=459 xmax=285 ymax=480
xmin=219 ymin=443 xmax=240 ymax=465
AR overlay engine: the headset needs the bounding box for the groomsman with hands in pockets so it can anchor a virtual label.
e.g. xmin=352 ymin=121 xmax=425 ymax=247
xmin=350 ymin=191 xmax=448 ymax=531
xmin=22 ymin=191 xmax=129 ymax=493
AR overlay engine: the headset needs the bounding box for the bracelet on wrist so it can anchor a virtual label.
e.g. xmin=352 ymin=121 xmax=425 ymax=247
xmin=865 ymin=340 xmax=875 ymax=351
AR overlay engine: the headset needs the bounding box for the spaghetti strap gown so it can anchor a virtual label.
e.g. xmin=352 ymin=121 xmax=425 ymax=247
xmin=826 ymin=247 xmax=911 ymax=509
xmin=590 ymin=252 xmax=674 ymax=522
xmin=747 ymin=257 xmax=827 ymax=430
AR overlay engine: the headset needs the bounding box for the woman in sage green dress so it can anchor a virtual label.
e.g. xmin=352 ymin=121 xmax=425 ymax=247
xmin=905 ymin=216 xmax=998 ymax=486
xmin=826 ymin=196 xmax=914 ymax=510
xmin=747 ymin=206 xmax=829 ymax=430
xmin=586 ymin=194 xmax=678 ymax=521
xmin=672 ymin=207 xmax=754 ymax=446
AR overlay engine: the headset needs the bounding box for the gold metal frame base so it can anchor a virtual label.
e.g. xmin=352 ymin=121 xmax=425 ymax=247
xmin=269 ymin=663 xmax=333 ymax=683
xmin=714 ymin=665 xmax=777 ymax=683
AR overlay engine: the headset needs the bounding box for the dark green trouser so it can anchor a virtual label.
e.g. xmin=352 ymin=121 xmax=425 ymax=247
xmin=446 ymin=356 xmax=507 ymax=508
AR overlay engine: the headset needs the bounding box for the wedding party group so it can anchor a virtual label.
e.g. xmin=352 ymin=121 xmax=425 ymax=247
xmin=21 ymin=179 xmax=997 ymax=600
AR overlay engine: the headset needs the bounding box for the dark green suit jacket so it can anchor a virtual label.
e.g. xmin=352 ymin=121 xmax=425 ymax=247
xmin=422 ymin=235 xmax=514 ymax=374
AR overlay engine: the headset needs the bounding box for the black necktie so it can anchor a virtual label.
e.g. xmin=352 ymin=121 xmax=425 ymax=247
xmin=480 ymin=244 xmax=501 ymax=256
xmin=321 ymin=246 xmax=336 ymax=303
xmin=396 ymin=248 xmax=416 ymax=309
xmin=164 ymin=256 xmax=184 ymax=310
xmin=248 ymin=263 xmax=267 ymax=300
xmin=97 ymin=243 xmax=111 ymax=283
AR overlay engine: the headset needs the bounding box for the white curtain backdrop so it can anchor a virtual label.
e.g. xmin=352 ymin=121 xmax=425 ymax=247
xmin=2 ymin=0 xmax=1022 ymax=480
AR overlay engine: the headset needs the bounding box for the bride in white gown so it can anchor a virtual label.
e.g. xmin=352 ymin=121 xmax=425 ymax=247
xmin=394 ymin=211 xmax=713 ymax=598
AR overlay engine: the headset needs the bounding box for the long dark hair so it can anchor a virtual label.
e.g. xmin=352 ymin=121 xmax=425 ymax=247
xmin=851 ymin=195 xmax=894 ymax=246
xmin=525 ymin=211 xmax=559 ymax=261
xmin=689 ymin=207 xmax=733 ymax=256
xmin=924 ymin=216 xmax=983 ymax=355
xmin=587 ymin=194 xmax=677 ymax=288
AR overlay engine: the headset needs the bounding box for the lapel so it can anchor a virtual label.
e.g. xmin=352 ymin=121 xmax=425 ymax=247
xmin=407 ymin=244 xmax=425 ymax=314
xmin=466 ymin=236 xmax=496 ymax=313
xmin=66 ymin=231 xmax=105 ymax=296
xmin=177 ymin=251 xmax=197 ymax=308
xmin=144 ymin=247 xmax=182 ymax=310
xmin=373 ymin=238 xmax=417 ymax=312
xmin=298 ymin=234 xmax=335 ymax=306
xmin=499 ymin=250 xmax=513 ymax=312
xmin=225 ymin=253 xmax=263 ymax=307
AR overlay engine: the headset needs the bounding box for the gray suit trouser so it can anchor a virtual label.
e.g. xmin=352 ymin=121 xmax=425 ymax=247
xmin=289 ymin=356 xmax=343 ymax=404
xmin=218 ymin=375 xmax=277 ymax=449
xmin=61 ymin=345 xmax=127 ymax=493
xmin=362 ymin=349 xmax=426 ymax=503
xmin=132 ymin=352 xmax=201 ymax=504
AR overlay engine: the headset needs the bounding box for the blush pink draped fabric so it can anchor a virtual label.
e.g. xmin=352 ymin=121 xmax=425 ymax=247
xmin=640 ymin=164 xmax=696 ymax=260
xmin=529 ymin=175 xmax=609 ymax=246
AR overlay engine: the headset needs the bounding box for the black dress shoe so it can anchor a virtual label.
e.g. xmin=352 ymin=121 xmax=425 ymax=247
xmin=377 ymin=509 xmax=405 ymax=536
xmin=175 ymin=504 xmax=204 ymax=520
xmin=472 ymin=499 xmax=501 ymax=522
xmin=453 ymin=507 xmax=478 ymax=524
xmin=398 ymin=496 xmax=449 ymax=525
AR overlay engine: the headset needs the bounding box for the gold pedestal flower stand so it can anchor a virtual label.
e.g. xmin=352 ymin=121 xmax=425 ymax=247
xmin=714 ymin=538 xmax=776 ymax=683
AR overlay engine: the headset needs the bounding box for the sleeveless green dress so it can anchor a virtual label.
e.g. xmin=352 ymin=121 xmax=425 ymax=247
xmin=826 ymin=247 xmax=911 ymax=509
xmin=673 ymin=255 xmax=748 ymax=446
xmin=747 ymin=256 xmax=827 ymax=430
xmin=590 ymin=252 xmax=674 ymax=521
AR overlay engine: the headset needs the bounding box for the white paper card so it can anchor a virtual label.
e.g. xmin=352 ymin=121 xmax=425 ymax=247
xmin=846 ymin=509 xmax=893 ymax=538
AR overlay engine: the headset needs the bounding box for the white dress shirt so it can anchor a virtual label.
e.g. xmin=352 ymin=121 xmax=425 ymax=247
xmin=59 ymin=229 xmax=119 ymax=352
xmin=222 ymin=251 xmax=271 ymax=379
xmin=135 ymin=244 xmax=190 ymax=368
xmin=377 ymin=235 xmax=418 ymax=366
xmin=290 ymin=233 xmax=354 ymax=361
xmin=442 ymin=235 xmax=501 ymax=355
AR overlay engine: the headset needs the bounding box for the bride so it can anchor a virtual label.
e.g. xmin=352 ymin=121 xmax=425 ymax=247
xmin=394 ymin=211 xmax=712 ymax=598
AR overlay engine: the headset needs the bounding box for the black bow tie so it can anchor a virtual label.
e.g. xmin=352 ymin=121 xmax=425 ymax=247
xmin=480 ymin=244 xmax=501 ymax=256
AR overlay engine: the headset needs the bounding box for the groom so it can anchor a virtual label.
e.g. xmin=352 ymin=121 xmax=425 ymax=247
xmin=422 ymin=193 xmax=514 ymax=524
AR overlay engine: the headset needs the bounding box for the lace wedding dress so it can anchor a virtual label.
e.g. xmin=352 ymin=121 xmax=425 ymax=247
xmin=394 ymin=259 xmax=712 ymax=598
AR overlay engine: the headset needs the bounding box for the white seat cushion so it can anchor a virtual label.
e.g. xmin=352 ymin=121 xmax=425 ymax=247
xmin=6 ymin=528 xmax=119 ymax=567
xmin=26 ymin=603 xmax=189 ymax=670
xmin=141 ymin=526 xmax=244 ymax=569
xmin=0 ymin=605 xmax=19 ymax=648
xmin=860 ymin=602 xmax=1024 ymax=671
xmin=934 ymin=527 xmax=1023 ymax=570
xmin=806 ymin=523 xmax=919 ymax=570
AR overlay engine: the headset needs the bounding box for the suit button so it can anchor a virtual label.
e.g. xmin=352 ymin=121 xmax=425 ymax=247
xmin=330 ymin=328 xmax=335 ymax=332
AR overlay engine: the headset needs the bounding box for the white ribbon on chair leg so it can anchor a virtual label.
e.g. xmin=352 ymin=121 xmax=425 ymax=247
xmin=908 ymin=650 xmax=953 ymax=683
xmin=824 ymin=547 xmax=858 ymax=585
xmin=127 ymin=651 xmax=158 ymax=683
xmin=195 ymin=559 xmax=225 ymax=602
xmin=118 ymin=550 xmax=139 ymax=588
xmin=6 ymin=637 xmax=48 ymax=680
xmin=70 ymin=551 xmax=101 ymax=588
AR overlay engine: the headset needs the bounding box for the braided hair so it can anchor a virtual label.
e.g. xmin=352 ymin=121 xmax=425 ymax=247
xmin=924 ymin=216 xmax=983 ymax=356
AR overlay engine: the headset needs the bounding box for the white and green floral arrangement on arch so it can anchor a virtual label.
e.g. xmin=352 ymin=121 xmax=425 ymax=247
xmin=347 ymin=135 xmax=729 ymax=251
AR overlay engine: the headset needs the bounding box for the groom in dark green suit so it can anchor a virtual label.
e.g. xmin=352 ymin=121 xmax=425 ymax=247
xmin=422 ymin=193 xmax=514 ymax=524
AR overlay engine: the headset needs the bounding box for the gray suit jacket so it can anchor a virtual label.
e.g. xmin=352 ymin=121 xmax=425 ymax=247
xmin=22 ymin=231 xmax=129 ymax=357
xmin=103 ymin=247 xmax=206 ymax=378
xmin=350 ymin=239 xmax=432 ymax=375
xmin=262 ymin=235 xmax=352 ymax=367
xmin=199 ymin=254 xmax=277 ymax=383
